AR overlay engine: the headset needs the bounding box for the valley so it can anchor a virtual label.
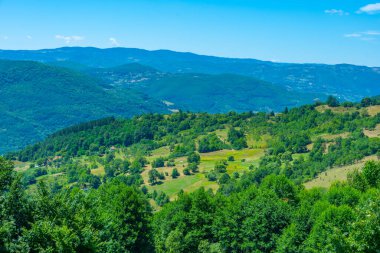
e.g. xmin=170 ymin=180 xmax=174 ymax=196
xmin=1 ymin=0 xmax=380 ymax=251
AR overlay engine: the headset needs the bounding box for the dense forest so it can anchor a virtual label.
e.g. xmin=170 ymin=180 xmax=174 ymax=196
xmin=1 ymin=96 xmax=380 ymax=252
xmin=1 ymin=154 xmax=380 ymax=252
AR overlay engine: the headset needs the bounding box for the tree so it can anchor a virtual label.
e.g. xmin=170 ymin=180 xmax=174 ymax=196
xmin=218 ymin=173 xmax=230 ymax=184
xmin=183 ymin=168 xmax=191 ymax=175
xmin=305 ymin=205 xmax=354 ymax=252
xmin=148 ymin=169 xmax=159 ymax=185
xmin=152 ymin=157 xmax=165 ymax=168
xmin=198 ymin=134 xmax=225 ymax=153
xmin=187 ymin=163 xmax=199 ymax=173
xmin=171 ymin=169 xmax=180 ymax=179
xmin=0 ymin=157 xmax=15 ymax=191
xmin=187 ymin=152 xmax=201 ymax=164
xmin=95 ymin=181 xmax=154 ymax=252
xmin=361 ymin=161 xmax=380 ymax=188
xmin=227 ymin=128 xmax=247 ymax=150
xmin=326 ymin=95 xmax=340 ymax=107
xmin=214 ymin=160 xmax=227 ymax=173
xmin=207 ymin=171 xmax=217 ymax=181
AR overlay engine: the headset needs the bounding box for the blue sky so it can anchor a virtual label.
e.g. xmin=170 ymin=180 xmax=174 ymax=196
xmin=0 ymin=0 xmax=379 ymax=66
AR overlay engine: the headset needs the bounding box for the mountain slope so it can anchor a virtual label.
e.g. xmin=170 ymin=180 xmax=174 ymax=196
xmin=127 ymin=73 xmax=321 ymax=113
xmin=1 ymin=47 xmax=379 ymax=101
xmin=84 ymin=63 xmax=323 ymax=112
xmin=0 ymin=60 xmax=168 ymax=153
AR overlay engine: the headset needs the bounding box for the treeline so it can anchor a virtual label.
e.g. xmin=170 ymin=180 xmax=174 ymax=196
xmin=1 ymin=157 xmax=379 ymax=252
xmin=10 ymin=103 xmax=379 ymax=164
xmin=8 ymin=111 xmax=254 ymax=161
xmin=8 ymin=101 xmax=380 ymax=186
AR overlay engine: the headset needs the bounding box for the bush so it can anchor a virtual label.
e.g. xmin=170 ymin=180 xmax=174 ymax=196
xmin=207 ymin=171 xmax=217 ymax=181
xmin=152 ymin=157 xmax=165 ymax=168
xmin=183 ymin=168 xmax=191 ymax=175
xmin=215 ymin=160 xmax=228 ymax=173
xmin=219 ymin=173 xmax=231 ymax=184
xmin=171 ymin=168 xmax=180 ymax=178
xmin=187 ymin=163 xmax=199 ymax=173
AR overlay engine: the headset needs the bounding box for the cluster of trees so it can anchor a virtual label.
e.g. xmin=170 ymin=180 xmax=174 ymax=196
xmin=2 ymin=156 xmax=379 ymax=252
xmin=153 ymin=161 xmax=380 ymax=253
xmin=10 ymin=111 xmax=254 ymax=161
xmin=198 ymin=133 xmax=225 ymax=153
xmin=3 ymin=96 xmax=380 ymax=251
xmin=0 ymin=157 xmax=153 ymax=252
xmin=227 ymin=128 xmax=247 ymax=150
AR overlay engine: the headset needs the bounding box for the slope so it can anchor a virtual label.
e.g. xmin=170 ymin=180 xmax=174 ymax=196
xmin=0 ymin=60 xmax=168 ymax=153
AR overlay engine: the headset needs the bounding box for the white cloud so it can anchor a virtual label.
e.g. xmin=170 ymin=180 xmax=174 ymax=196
xmin=344 ymin=33 xmax=362 ymax=38
xmin=360 ymin=37 xmax=376 ymax=41
xmin=358 ymin=3 xmax=380 ymax=14
xmin=2 ymin=35 xmax=8 ymax=40
xmin=364 ymin=31 xmax=380 ymax=35
xmin=26 ymin=35 xmax=32 ymax=40
xmin=344 ymin=30 xmax=380 ymax=41
xmin=325 ymin=9 xmax=349 ymax=16
xmin=109 ymin=37 xmax=120 ymax=46
xmin=55 ymin=35 xmax=84 ymax=44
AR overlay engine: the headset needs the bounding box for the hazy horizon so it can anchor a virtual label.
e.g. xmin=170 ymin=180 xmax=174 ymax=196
xmin=0 ymin=0 xmax=379 ymax=66
xmin=0 ymin=45 xmax=379 ymax=68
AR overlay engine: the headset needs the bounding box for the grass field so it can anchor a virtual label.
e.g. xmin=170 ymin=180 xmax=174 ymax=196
xmin=141 ymin=147 xmax=265 ymax=198
xmin=13 ymin=161 xmax=30 ymax=172
xmin=366 ymin=105 xmax=380 ymax=116
xmin=364 ymin=124 xmax=380 ymax=138
xmin=304 ymin=155 xmax=379 ymax=189
xmin=316 ymin=105 xmax=380 ymax=117
xmin=316 ymin=132 xmax=350 ymax=141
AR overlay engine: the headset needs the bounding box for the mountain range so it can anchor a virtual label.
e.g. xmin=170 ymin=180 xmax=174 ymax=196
xmin=0 ymin=47 xmax=380 ymax=153
xmin=1 ymin=47 xmax=380 ymax=101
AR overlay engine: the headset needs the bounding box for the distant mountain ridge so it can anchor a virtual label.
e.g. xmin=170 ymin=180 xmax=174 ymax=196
xmin=0 ymin=60 xmax=168 ymax=153
xmin=1 ymin=47 xmax=380 ymax=101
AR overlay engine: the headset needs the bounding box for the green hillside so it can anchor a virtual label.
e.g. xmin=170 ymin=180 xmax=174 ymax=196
xmin=2 ymin=99 xmax=380 ymax=252
xmin=85 ymin=63 xmax=323 ymax=113
xmin=0 ymin=60 xmax=168 ymax=153
xmin=130 ymin=73 xmax=321 ymax=113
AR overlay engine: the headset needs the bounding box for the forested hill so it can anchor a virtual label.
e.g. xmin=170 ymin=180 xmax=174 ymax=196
xmin=1 ymin=47 xmax=380 ymax=101
xmin=0 ymin=60 xmax=168 ymax=153
xmin=9 ymin=96 xmax=380 ymax=185
xmin=1 ymin=98 xmax=380 ymax=252
xmin=89 ymin=64 xmax=317 ymax=113
xmin=0 ymin=59 xmax=325 ymax=153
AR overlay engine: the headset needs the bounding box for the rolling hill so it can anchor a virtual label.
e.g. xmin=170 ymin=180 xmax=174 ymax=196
xmin=125 ymin=72 xmax=321 ymax=113
xmin=84 ymin=63 xmax=323 ymax=112
xmin=1 ymin=47 xmax=379 ymax=101
xmin=0 ymin=60 xmax=168 ymax=153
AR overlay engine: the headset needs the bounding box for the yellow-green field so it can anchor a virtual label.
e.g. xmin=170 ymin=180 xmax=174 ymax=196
xmin=13 ymin=161 xmax=30 ymax=172
xmin=304 ymin=155 xmax=379 ymax=189
xmin=367 ymin=105 xmax=380 ymax=116
xmin=317 ymin=132 xmax=350 ymax=141
xmin=142 ymin=147 xmax=264 ymax=198
xmin=364 ymin=124 xmax=380 ymax=138
xmin=316 ymin=105 xmax=380 ymax=117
